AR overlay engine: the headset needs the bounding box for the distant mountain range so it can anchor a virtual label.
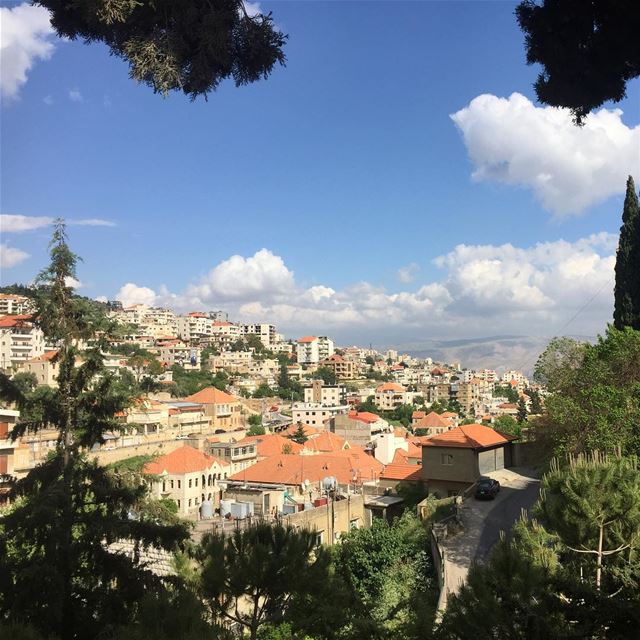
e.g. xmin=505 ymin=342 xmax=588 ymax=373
xmin=386 ymin=334 xmax=596 ymax=376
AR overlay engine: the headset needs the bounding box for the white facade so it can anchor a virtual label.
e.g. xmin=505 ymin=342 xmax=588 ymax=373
xmin=177 ymin=314 xmax=213 ymax=341
xmin=296 ymin=336 xmax=334 ymax=364
xmin=292 ymin=402 xmax=348 ymax=428
xmin=242 ymin=323 xmax=276 ymax=348
xmin=0 ymin=318 xmax=45 ymax=372
xmin=0 ymin=294 xmax=33 ymax=316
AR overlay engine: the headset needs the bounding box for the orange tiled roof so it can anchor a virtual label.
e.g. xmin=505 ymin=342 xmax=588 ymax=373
xmin=25 ymin=350 xmax=58 ymax=363
xmin=0 ymin=314 xmax=33 ymax=327
xmin=414 ymin=411 xmax=449 ymax=429
xmin=239 ymin=433 xmax=303 ymax=457
xmin=144 ymin=445 xmax=228 ymax=475
xmin=376 ymin=382 xmax=406 ymax=393
xmin=281 ymin=423 xmax=319 ymax=437
xmin=421 ymin=424 xmax=510 ymax=449
xmin=347 ymin=410 xmax=380 ymax=424
xmin=228 ymin=451 xmax=383 ymax=485
xmin=441 ymin=411 xmax=458 ymax=418
xmin=304 ymin=431 xmax=348 ymax=453
xmin=297 ymin=336 xmax=317 ymax=343
xmin=412 ymin=410 xmax=426 ymax=420
xmin=185 ymin=386 xmax=238 ymax=404
xmin=380 ymin=463 xmax=423 ymax=482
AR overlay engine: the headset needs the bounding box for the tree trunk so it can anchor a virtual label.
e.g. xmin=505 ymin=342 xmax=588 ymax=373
xmin=596 ymin=523 xmax=604 ymax=591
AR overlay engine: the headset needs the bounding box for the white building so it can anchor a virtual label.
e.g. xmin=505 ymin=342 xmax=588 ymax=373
xmin=177 ymin=313 xmax=213 ymax=342
xmin=0 ymin=294 xmax=34 ymax=316
xmin=296 ymin=336 xmax=334 ymax=364
xmin=291 ymin=402 xmax=348 ymax=428
xmin=0 ymin=315 xmax=45 ymax=372
xmin=303 ymin=380 xmax=347 ymax=407
xmin=242 ymin=323 xmax=276 ymax=349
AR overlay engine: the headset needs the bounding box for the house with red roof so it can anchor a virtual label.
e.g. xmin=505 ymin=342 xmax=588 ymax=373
xmin=0 ymin=314 xmax=45 ymax=371
xmin=413 ymin=411 xmax=452 ymax=437
xmin=328 ymin=410 xmax=391 ymax=447
xmin=374 ymin=382 xmax=410 ymax=411
xmin=144 ymin=445 xmax=230 ymax=518
xmin=184 ymin=386 xmax=243 ymax=431
xmin=23 ymin=350 xmax=59 ymax=387
xmin=421 ymin=424 xmax=517 ymax=497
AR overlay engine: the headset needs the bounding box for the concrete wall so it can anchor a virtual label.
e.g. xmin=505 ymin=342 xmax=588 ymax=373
xmin=422 ymin=447 xmax=477 ymax=484
xmin=511 ymin=441 xmax=541 ymax=467
xmin=281 ymin=495 xmax=365 ymax=544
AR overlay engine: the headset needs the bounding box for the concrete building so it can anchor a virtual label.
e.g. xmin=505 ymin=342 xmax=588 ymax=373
xmin=421 ymin=424 xmax=515 ymax=497
xmin=303 ymin=380 xmax=347 ymax=406
xmin=328 ymin=411 xmax=391 ymax=448
xmin=184 ymin=387 xmax=244 ymax=431
xmin=0 ymin=315 xmax=45 ymax=372
xmin=296 ymin=336 xmax=334 ymax=364
xmin=292 ymin=401 xmax=348 ymax=429
xmin=206 ymin=439 xmax=258 ymax=475
xmin=0 ymin=294 xmax=33 ymax=316
xmin=318 ymin=354 xmax=359 ymax=380
xmin=144 ymin=446 xmax=230 ymax=518
xmin=176 ymin=312 xmax=213 ymax=342
xmin=208 ymin=321 xmax=243 ymax=351
xmin=242 ymin=323 xmax=276 ymax=348
xmin=374 ymin=382 xmax=408 ymax=411
xmin=23 ymin=350 xmax=59 ymax=386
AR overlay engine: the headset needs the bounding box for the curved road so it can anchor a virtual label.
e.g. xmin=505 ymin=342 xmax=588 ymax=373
xmin=441 ymin=467 xmax=540 ymax=597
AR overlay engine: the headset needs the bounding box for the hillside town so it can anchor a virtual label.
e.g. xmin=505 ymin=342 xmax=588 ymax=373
xmin=1 ymin=291 xmax=539 ymax=532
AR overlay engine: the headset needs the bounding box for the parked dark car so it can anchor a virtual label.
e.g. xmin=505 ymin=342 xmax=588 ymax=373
xmin=474 ymin=477 xmax=500 ymax=500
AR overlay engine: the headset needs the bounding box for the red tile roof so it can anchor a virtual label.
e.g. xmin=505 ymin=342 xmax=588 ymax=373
xmin=239 ymin=433 xmax=303 ymax=457
xmin=421 ymin=424 xmax=511 ymax=449
xmin=281 ymin=423 xmax=319 ymax=437
xmin=380 ymin=464 xmax=423 ymax=482
xmin=297 ymin=336 xmax=317 ymax=343
xmin=185 ymin=386 xmax=238 ymax=404
xmin=228 ymin=451 xmax=383 ymax=486
xmin=347 ymin=410 xmax=381 ymax=424
xmin=26 ymin=350 xmax=58 ymax=363
xmin=144 ymin=445 xmax=228 ymax=475
xmin=376 ymin=382 xmax=406 ymax=393
xmin=0 ymin=314 xmax=33 ymax=327
xmin=304 ymin=431 xmax=348 ymax=453
xmin=414 ymin=411 xmax=449 ymax=429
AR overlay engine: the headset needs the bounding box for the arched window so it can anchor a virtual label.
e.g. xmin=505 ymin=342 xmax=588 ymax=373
xmin=188 ymin=499 xmax=192 ymax=507
xmin=202 ymin=474 xmax=206 ymax=487
xmin=162 ymin=481 xmax=166 ymax=492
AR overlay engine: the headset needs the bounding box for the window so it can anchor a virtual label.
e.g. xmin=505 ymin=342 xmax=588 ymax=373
xmin=162 ymin=481 xmax=166 ymax=492
xmin=171 ymin=480 xmax=174 ymax=489
xmin=188 ymin=499 xmax=192 ymax=507
xmin=441 ymin=454 xmax=454 ymax=466
xmin=189 ymin=479 xmax=192 ymax=488
xmin=177 ymin=499 xmax=180 ymax=508
xmin=178 ymin=480 xmax=181 ymax=489
xmin=195 ymin=477 xmax=198 ymax=487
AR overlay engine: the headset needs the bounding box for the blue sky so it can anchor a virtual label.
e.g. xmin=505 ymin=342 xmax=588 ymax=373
xmin=1 ymin=1 xmax=639 ymax=346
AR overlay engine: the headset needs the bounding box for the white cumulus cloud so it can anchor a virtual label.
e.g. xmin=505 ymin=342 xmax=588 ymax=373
xmin=0 ymin=243 xmax=29 ymax=268
xmin=451 ymin=93 xmax=640 ymax=216
xmin=0 ymin=3 xmax=56 ymax=100
xmin=111 ymin=235 xmax=617 ymax=342
xmin=397 ymin=262 xmax=420 ymax=283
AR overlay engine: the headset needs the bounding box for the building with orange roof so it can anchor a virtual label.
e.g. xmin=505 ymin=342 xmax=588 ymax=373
xmin=227 ymin=451 xmax=383 ymax=494
xmin=412 ymin=410 xmax=426 ymax=425
xmin=0 ymin=315 xmax=45 ymax=371
xmin=379 ymin=463 xmax=424 ymax=489
xmin=421 ymin=424 xmax=517 ymax=497
xmin=413 ymin=411 xmax=453 ymax=437
xmin=0 ymin=293 xmax=33 ymax=316
xmin=374 ymin=382 xmax=409 ymax=411
xmin=240 ymin=433 xmax=304 ymax=459
xmin=144 ymin=445 xmax=230 ymax=517
xmin=318 ymin=353 xmax=359 ymax=380
xmin=328 ymin=411 xmax=391 ymax=448
xmin=303 ymin=431 xmax=350 ymax=454
xmin=281 ymin=422 xmax=320 ymax=438
xmin=23 ymin=350 xmax=59 ymax=387
xmin=184 ymin=386 xmax=243 ymax=431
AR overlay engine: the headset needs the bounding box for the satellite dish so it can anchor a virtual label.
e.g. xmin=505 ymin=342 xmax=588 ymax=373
xmin=322 ymin=476 xmax=337 ymax=491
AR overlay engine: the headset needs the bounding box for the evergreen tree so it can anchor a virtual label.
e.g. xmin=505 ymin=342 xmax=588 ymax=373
xmin=517 ymin=397 xmax=528 ymax=424
xmin=287 ymin=423 xmax=308 ymax=444
xmin=614 ymin=176 xmax=640 ymax=330
xmin=0 ymin=222 xmax=189 ymax=640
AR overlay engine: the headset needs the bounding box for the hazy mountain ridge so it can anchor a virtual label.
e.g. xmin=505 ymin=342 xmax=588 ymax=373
xmin=387 ymin=335 xmax=596 ymax=376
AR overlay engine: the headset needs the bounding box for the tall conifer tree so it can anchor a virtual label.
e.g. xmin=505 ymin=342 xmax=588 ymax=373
xmin=0 ymin=221 xmax=188 ymax=640
xmin=614 ymin=176 xmax=640 ymax=330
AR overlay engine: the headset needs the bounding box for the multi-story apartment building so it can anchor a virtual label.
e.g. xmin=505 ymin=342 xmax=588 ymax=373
xmin=501 ymin=370 xmax=529 ymax=386
xmin=303 ymin=380 xmax=347 ymax=406
xmin=296 ymin=336 xmax=334 ymax=364
xmin=374 ymin=382 xmax=410 ymax=411
xmin=318 ymin=354 xmax=359 ymax=380
xmin=176 ymin=312 xmax=213 ymax=342
xmin=291 ymin=401 xmax=348 ymax=428
xmin=242 ymin=323 xmax=276 ymax=349
xmin=207 ymin=321 xmax=243 ymax=351
xmin=154 ymin=340 xmax=200 ymax=369
xmin=0 ymin=294 xmax=34 ymax=316
xmin=209 ymin=350 xmax=253 ymax=373
xmin=0 ymin=315 xmax=45 ymax=372
xmin=184 ymin=387 xmax=244 ymax=431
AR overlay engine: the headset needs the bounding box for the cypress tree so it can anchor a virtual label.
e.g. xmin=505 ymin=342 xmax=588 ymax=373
xmin=0 ymin=221 xmax=189 ymax=640
xmin=613 ymin=176 xmax=640 ymax=330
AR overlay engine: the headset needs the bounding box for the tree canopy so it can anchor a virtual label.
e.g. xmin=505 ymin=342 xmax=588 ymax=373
xmin=516 ymin=0 xmax=640 ymax=123
xmin=36 ymin=0 xmax=287 ymax=100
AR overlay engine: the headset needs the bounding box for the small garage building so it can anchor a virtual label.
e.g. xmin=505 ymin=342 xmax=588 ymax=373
xmin=421 ymin=424 xmax=516 ymax=497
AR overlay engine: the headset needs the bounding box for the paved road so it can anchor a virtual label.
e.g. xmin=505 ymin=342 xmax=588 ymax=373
xmin=441 ymin=467 xmax=540 ymax=597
